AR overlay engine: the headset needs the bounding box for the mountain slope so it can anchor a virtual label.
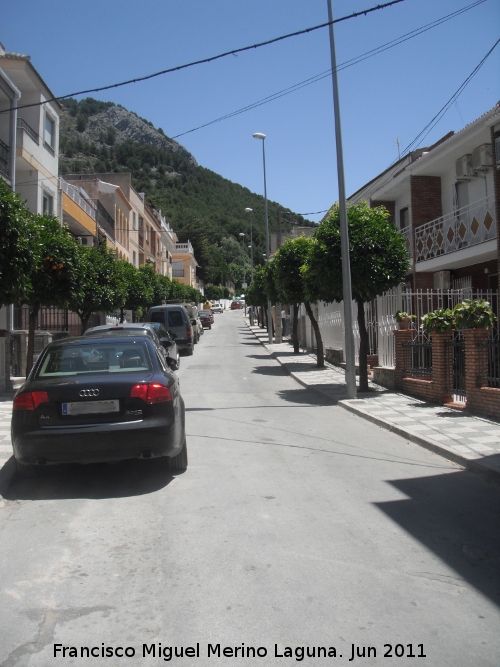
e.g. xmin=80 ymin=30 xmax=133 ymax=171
xmin=59 ymin=98 xmax=313 ymax=282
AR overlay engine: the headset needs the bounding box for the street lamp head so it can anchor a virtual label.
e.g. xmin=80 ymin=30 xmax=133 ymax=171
xmin=253 ymin=132 xmax=266 ymax=140
xmin=245 ymin=207 xmax=253 ymax=213
xmin=239 ymin=232 xmax=245 ymax=237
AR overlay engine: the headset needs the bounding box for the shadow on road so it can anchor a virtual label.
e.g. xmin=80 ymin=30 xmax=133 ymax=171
xmin=375 ymin=467 xmax=500 ymax=608
xmin=0 ymin=456 xmax=174 ymax=501
xmin=276 ymin=388 xmax=339 ymax=406
xmin=252 ymin=366 xmax=288 ymax=377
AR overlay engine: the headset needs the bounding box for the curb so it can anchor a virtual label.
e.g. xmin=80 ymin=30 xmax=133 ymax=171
xmin=246 ymin=321 xmax=500 ymax=485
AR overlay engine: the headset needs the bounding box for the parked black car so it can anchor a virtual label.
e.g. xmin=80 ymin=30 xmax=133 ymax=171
xmin=198 ymin=311 xmax=212 ymax=329
xmin=11 ymin=334 xmax=187 ymax=478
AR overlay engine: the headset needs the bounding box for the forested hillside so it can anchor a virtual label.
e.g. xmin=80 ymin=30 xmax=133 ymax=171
xmin=59 ymin=98 xmax=314 ymax=284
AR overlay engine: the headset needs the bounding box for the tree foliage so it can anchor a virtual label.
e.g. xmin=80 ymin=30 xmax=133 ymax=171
xmin=304 ymin=201 xmax=409 ymax=388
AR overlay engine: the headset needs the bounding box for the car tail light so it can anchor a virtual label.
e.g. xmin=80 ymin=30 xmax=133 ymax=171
xmin=187 ymin=326 xmax=192 ymax=339
xmin=130 ymin=383 xmax=172 ymax=404
xmin=13 ymin=391 xmax=49 ymax=411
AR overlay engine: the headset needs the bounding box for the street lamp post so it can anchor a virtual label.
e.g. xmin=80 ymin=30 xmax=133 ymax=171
xmin=244 ymin=207 xmax=254 ymax=282
xmin=252 ymin=132 xmax=273 ymax=345
xmin=238 ymin=232 xmax=246 ymax=286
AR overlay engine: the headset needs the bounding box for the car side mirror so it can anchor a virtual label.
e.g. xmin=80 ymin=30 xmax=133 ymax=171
xmin=167 ymin=358 xmax=177 ymax=371
xmin=162 ymin=340 xmax=173 ymax=348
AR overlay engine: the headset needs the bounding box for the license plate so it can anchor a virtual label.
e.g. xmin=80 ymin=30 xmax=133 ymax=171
xmin=62 ymin=400 xmax=120 ymax=416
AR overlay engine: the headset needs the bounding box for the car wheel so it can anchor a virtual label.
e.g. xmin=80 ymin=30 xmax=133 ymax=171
xmin=168 ymin=438 xmax=188 ymax=472
xmin=16 ymin=459 xmax=37 ymax=478
xmin=187 ymin=346 xmax=194 ymax=356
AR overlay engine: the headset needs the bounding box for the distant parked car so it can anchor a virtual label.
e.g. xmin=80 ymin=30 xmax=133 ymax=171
xmin=230 ymin=301 xmax=242 ymax=310
xmin=211 ymin=303 xmax=223 ymax=314
xmin=146 ymin=305 xmax=194 ymax=356
xmin=198 ymin=311 xmax=212 ymax=329
xmin=84 ymin=323 xmax=178 ymax=371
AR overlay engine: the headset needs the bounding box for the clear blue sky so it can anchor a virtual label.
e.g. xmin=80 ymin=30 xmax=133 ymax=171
xmin=3 ymin=0 xmax=499 ymax=222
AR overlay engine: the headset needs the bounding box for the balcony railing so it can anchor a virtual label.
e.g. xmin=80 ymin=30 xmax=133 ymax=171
xmin=17 ymin=117 xmax=40 ymax=145
xmin=175 ymin=241 xmax=194 ymax=255
xmin=415 ymin=195 xmax=496 ymax=263
xmin=59 ymin=178 xmax=96 ymax=220
xmin=90 ymin=199 xmax=115 ymax=241
xmin=0 ymin=138 xmax=9 ymax=180
xmin=400 ymin=224 xmax=413 ymax=258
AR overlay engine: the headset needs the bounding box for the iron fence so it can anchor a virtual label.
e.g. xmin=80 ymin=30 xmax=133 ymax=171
xmin=446 ymin=331 xmax=466 ymax=403
xmin=402 ymin=338 xmax=433 ymax=378
xmin=481 ymin=336 xmax=500 ymax=388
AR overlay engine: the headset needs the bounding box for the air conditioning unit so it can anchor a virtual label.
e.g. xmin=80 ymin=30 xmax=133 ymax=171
xmin=472 ymin=144 xmax=492 ymax=171
xmin=495 ymin=136 xmax=500 ymax=170
xmin=434 ymin=270 xmax=451 ymax=290
xmin=456 ymin=154 xmax=473 ymax=180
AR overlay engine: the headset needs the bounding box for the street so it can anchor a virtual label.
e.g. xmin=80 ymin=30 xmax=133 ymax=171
xmin=0 ymin=310 xmax=499 ymax=666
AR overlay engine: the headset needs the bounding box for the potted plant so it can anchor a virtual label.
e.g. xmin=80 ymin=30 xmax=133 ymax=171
xmin=453 ymin=299 xmax=497 ymax=330
xmin=421 ymin=308 xmax=455 ymax=334
xmin=395 ymin=310 xmax=416 ymax=330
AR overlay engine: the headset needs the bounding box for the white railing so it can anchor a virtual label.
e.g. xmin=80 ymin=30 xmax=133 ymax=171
xmin=59 ymin=178 xmax=96 ymax=220
xmin=400 ymin=224 xmax=413 ymax=258
xmin=316 ymin=287 xmax=498 ymax=370
xmin=175 ymin=241 xmax=194 ymax=254
xmin=415 ymin=195 xmax=496 ymax=263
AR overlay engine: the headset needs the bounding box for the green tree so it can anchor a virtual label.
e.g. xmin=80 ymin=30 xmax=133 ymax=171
xmin=68 ymin=242 xmax=126 ymax=333
xmin=304 ymin=201 xmax=409 ymax=390
xmin=22 ymin=216 xmax=83 ymax=374
xmin=274 ymin=236 xmax=324 ymax=362
xmin=0 ymin=179 xmax=37 ymax=307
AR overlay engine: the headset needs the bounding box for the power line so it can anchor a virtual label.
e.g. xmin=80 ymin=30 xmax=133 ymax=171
xmin=173 ymin=0 xmax=487 ymax=138
xmin=0 ymin=1 xmax=404 ymax=115
xmin=354 ymin=38 xmax=500 ymax=205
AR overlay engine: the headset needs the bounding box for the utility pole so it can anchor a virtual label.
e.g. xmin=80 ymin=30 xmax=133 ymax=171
xmin=327 ymin=0 xmax=356 ymax=399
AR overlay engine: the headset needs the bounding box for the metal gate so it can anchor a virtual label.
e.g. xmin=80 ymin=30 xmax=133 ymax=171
xmin=446 ymin=331 xmax=466 ymax=403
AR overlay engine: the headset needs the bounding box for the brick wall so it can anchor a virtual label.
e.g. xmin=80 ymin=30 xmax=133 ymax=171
xmin=395 ymin=328 xmax=500 ymax=419
xmin=464 ymin=328 xmax=500 ymax=419
xmin=410 ymin=175 xmax=442 ymax=228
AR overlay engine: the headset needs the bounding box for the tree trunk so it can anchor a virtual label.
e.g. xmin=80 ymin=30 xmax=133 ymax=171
xmin=357 ymin=298 xmax=369 ymax=392
xmin=26 ymin=303 xmax=40 ymax=377
xmin=292 ymin=304 xmax=299 ymax=354
xmin=79 ymin=313 xmax=91 ymax=335
xmin=304 ymin=301 xmax=324 ymax=368
xmin=120 ymin=307 xmax=125 ymax=323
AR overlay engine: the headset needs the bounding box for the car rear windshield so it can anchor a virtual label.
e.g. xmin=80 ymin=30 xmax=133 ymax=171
xmin=167 ymin=311 xmax=184 ymax=327
xmin=36 ymin=341 xmax=153 ymax=377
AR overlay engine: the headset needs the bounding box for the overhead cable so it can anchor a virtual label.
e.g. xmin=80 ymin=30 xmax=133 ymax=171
xmin=0 ymin=1 xmax=404 ymax=115
xmin=173 ymin=0 xmax=487 ymax=138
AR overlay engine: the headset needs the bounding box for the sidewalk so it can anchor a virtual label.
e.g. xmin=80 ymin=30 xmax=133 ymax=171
xmin=247 ymin=322 xmax=500 ymax=483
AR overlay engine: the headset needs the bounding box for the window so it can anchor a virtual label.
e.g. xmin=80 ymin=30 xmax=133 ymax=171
xmin=44 ymin=113 xmax=55 ymax=149
xmin=132 ymin=211 xmax=137 ymax=230
xmin=133 ymin=250 xmax=137 ymax=267
xmin=399 ymin=207 xmax=409 ymax=229
xmin=146 ymin=226 xmax=149 ymax=243
xmin=42 ymin=192 xmax=53 ymax=215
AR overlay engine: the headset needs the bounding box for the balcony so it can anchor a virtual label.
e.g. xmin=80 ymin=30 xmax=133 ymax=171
xmin=90 ymin=199 xmax=115 ymax=241
xmin=400 ymin=224 xmax=413 ymax=258
xmin=172 ymin=269 xmax=185 ymax=278
xmin=415 ymin=195 xmax=496 ymax=263
xmin=0 ymin=138 xmax=9 ymax=180
xmin=175 ymin=241 xmax=194 ymax=255
xmin=59 ymin=178 xmax=96 ymax=220
xmin=17 ymin=118 xmax=40 ymax=145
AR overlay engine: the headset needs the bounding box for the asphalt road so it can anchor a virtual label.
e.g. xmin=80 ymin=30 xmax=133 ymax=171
xmin=0 ymin=311 xmax=499 ymax=666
